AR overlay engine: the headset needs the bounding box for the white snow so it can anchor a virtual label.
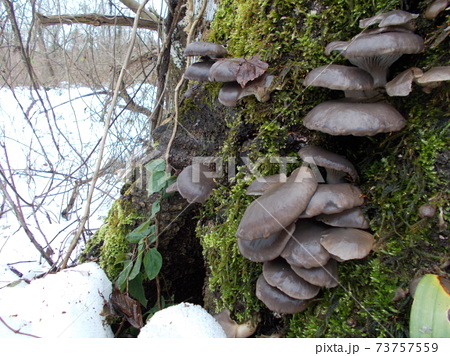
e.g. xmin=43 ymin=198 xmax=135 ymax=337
xmin=0 ymin=262 xmax=113 ymax=338
xmin=138 ymin=302 xmax=227 ymax=338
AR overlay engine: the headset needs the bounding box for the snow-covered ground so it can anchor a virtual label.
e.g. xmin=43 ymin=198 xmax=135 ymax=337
xmin=0 ymin=84 xmax=154 ymax=287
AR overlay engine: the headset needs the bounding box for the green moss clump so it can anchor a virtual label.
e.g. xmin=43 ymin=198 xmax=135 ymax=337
xmin=82 ymin=199 xmax=143 ymax=280
xmin=198 ymin=170 xmax=263 ymax=322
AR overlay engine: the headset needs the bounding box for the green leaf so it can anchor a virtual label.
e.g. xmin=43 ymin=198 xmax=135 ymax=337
xmin=146 ymin=225 xmax=157 ymax=245
xmin=116 ymin=259 xmax=133 ymax=291
xmin=150 ymin=200 xmax=161 ymax=218
xmin=410 ymin=274 xmax=450 ymax=337
xmin=126 ymin=218 xmax=153 ymax=243
xmin=128 ymin=251 xmax=143 ymax=281
xmin=128 ymin=273 xmax=148 ymax=308
xmin=143 ymin=248 xmax=162 ymax=280
xmin=147 ymin=171 xmax=171 ymax=195
xmin=145 ymin=158 xmax=165 ymax=173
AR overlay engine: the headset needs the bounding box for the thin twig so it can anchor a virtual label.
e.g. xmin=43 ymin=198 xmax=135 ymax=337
xmin=60 ymin=0 xmax=151 ymax=269
xmin=0 ymin=317 xmax=40 ymax=338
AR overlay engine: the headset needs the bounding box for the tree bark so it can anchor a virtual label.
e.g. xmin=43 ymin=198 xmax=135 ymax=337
xmin=36 ymin=13 xmax=158 ymax=30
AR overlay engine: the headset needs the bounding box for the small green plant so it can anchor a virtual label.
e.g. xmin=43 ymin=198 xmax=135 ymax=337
xmin=115 ymin=158 xmax=175 ymax=307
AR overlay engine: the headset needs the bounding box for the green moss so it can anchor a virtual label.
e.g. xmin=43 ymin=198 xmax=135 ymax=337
xmin=198 ymin=0 xmax=449 ymax=337
xmin=82 ymin=199 xmax=143 ymax=280
xmin=198 ymin=170 xmax=263 ymax=322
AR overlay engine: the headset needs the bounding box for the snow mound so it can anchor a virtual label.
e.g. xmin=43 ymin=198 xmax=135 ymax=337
xmin=0 ymin=262 xmax=113 ymax=338
xmin=138 ymin=302 xmax=226 ymax=338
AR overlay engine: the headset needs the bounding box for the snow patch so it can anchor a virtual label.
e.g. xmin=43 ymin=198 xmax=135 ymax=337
xmin=0 ymin=262 xmax=113 ymax=338
xmin=138 ymin=302 xmax=227 ymax=338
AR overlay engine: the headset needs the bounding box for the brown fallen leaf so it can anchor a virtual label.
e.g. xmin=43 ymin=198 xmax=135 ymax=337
xmin=236 ymin=55 xmax=269 ymax=88
xmin=110 ymin=287 xmax=143 ymax=329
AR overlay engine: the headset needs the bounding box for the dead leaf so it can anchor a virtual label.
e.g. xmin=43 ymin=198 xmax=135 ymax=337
xmin=110 ymin=288 xmax=143 ymax=329
xmin=236 ymin=55 xmax=269 ymax=88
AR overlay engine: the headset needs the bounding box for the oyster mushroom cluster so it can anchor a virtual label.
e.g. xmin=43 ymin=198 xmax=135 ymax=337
xmin=303 ymin=9 xmax=450 ymax=136
xmin=236 ymin=145 xmax=375 ymax=314
xmin=303 ymin=10 xmax=423 ymax=136
xmin=183 ymin=41 xmax=274 ymax=107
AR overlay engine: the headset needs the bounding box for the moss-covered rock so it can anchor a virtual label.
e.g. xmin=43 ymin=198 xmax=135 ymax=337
xmin=197 ymin=0 xmax=450 ymax=337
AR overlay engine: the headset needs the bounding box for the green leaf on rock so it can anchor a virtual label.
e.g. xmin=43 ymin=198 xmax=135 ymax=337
xmin=143 ymin=248 xmax=162 ymax=280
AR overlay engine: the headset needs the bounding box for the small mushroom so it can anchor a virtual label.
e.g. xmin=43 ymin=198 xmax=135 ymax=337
xmin=184 ymin=61 xmax=215 ymax=82
xmin=209 ymin=58 xmax=245 ymax=82
xmin=280 ymin=219 xmax=331 ymax=269
xmin=304 ymin=64 xmax=374 ymax=91
xmin=418 ymin=203 xmax=437 ymax=218
xmin=176 ymin=164 xmax=216 ymax=203
xmin=424 ymin=0 xmax=449 ymax=20
xmin=236 ymin=167 xmax=318 ymax=240
xmin=320 ymin=227 xmax=375 ymax=262
xmin=385 ymin=67 xmax=423 ymax=96
xmin=184 ymin=41 xmax=228 ymax=58
xmin=315 ymin=207 xmax=370 ymax=229
xmin=245 ymin=173 xmax=287 ymax=195
xmin=214 ymin=309 xmax=257 ymax=338
xmin=415 ymin=66 xmax=450 ymax=93
xmin=326 ymin=31 xmax=424 ymax=87
xmin=303 ymin=64 xmax=375 ymax=98
xmin=299 ymin=183 xmax=365 ymax=218
xmin=255 ymin=274 xmax=310 ymax=314
xmin=303 ymin=100 xmax=406 ymax=136
xmin=298 ymin=145 xmax=358 ymax=183
xmin=218 ymin=74 xmax=275 ymax=107
xmin=263 ymin=258 xmax=320 ymax=300
xmin=237 ymin=223 xmax=294 ymax=262
xmin=359 ymin=10 xmax=419 ymax=29
xmin=290 ymin=258 xmax=339 ymax=288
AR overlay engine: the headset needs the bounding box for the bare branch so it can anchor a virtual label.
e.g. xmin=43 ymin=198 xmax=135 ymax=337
xmin=60 ymin=0 xmax=151 ymax=270
xmin=36 ymin=12 xmax=158 ymax=30
xmin=119 ymin=0 xmax=162 ymax=23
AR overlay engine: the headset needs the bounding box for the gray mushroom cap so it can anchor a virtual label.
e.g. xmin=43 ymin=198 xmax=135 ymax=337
xmin=385 ymin=67 xmax=423 ymax=96
xmin=326 ymin=32 xmax=424 ymax=87
xmin=245 ymin=173 xmax=287 ymax=195
xmin=320 ymin=227 xmax=375 ymax=262
xmin=255 ymin=274 xmax=310 ymax=314
xmin=218 ymin=75 xmax=275 ymax=107
xmin=176 ymin=164 xmax=216 ymax=203
xmin=209 ymin=58 xmax=244 ymax=82
xmin=280 ymin=219 xmax=331 ymax=269
xmin=291 ymin=258 xmax=339 ymax=288
xmin=263 ymin=258 xmax=320 ymax=300
xmin=218 ymin=82 xmax=242 ymax=107
xmin=237 ymin=223 xmax=294 ymax=262
xmin=236 ymin=167 xmax=318 ymax=240
xmin=184 ymin=41 xmax=228 ymax=58
xmin=303 ymin=64 xmax=374 ymax=93
xmin=415 ymin=66 xmax=450 ymax=93
xmin=303 ymin=100 xmax=406 ymax=136
xmin=359 ymin=10 xmax=419 ymax=29
xmin=299 ymin=183 xmax=365 ymax=218
xmin=424 ymin=0 xmax=449 ymax=20
xmin=315 ymin=207 xmax=370 ymax=229
xmin=184 ymin=61 xmax=214 ymax=82
xmin=298 ymin=145 xmax=359 ymax=183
